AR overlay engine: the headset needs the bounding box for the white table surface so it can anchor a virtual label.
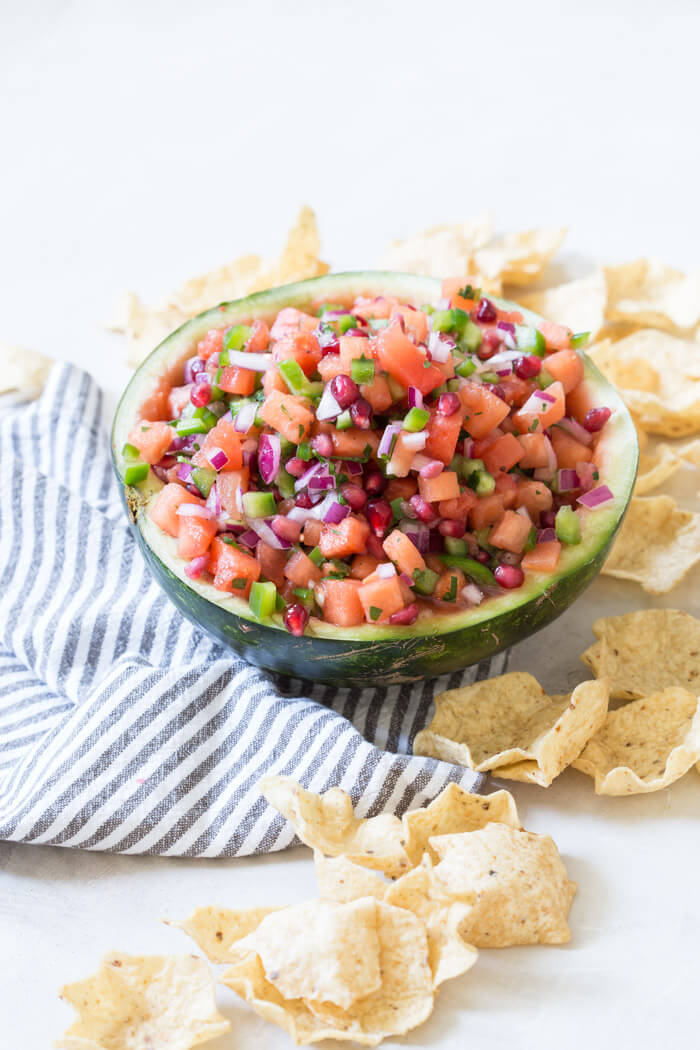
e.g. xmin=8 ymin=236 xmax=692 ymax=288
xmin=1 ymin=3 xmax=699 ymax=1048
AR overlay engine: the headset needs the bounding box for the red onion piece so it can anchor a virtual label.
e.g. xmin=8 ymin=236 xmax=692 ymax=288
xmin=176 ymin=503 xmax=215 ymax=520
xmin=399 ymin=572 xmax=414 ymax=588
xmin=407 ymin=386 xmax=423 ymax=409
xmin=294 ymin=460 xmax=324 ymax=493
xmin=207 ymin=447 xmax=229 ymax=471
xmin=258 ymin=433 xmax=281 ymax=485
xmin=238 ymin=528 xmax=260 ymax=549
xmin=234 ymin=401 xmax=258 ymax=434
xmin=316 ymin=385 xmax=343 ymax=421
xmin=225 ymin=349 xmax=274 ymax=372
xmin=378 ymin=422 xmax=402 ymax=459
xmin=308 ymin=473 xmax=336 ymax=492
xmin=398 ymin=519 xmax=430 ymax=554
xmin=557 ymin=416 xmax=594 ymax=447
xmin=250 ymin=518 xmax=292 ymax=549
xmin=401 ymin=431 xmax=427 ymax=452
xmin=206 ymin=482 xmax=221 ymax=516
xmin=342 ymin=459 xmax=363 ymax=477
xmin=536 ymin=527 xmax=557 ymax=543
xmin=323 ymin=500 xmax=351 ymax=524
xmin=176 ymin=462 xmax=193 ymax=483
xmin=427 ymin=331 xmax=453 ymax=363
xmin=376 ymin=562 xmax=397 ymax=579
xmin=556 ymin=468 xmax=580 ymax=492
xmin=461 ymin=582 xmax=484 ymax=605
xmin=577 ymin=485 xmax=614 ymax=509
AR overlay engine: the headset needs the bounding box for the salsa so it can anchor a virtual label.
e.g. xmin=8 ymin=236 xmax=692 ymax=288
xmin=126 ymin=279 xmax=614 ymax=636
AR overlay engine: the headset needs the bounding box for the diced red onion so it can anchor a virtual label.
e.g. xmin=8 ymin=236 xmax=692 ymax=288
xmin=258 ymin=433 xmax=281 ymax=485
xmin=537 ymin=528 xmax=557 ymax=543
xmin=294 ymin=460 xmax=325 ymax=493
xmin=184 ymin=554 xmax=209 ymax=579
xmin=461 ymin=582 xmax=484 ymax=605
xmin=402 ymin=431 xmax=427 ymax=451
xmin=176 ymin=462 xmax=193 ymax=483
xmin=427 ymin=331 xmax=453 ymax=363
xmin=225 ymin=349 xmax=274 ymax=372
xmin=206 ymin=482 xmax=221 ymax=516
xmin=176 ymin=503 xmax=215 ymax=520
xmin=515 ymin=505 xmax=532 ymax=521
xmin=183 ymin=356 xmax=206 ymax=384
xmin=323 ymin=500 xmax=351 ymax=524
xmin=522 ymin=389 xmax=556 ymax=417
xmin=557 ymin=468 xmax=580 ymax=492
xmin=238 ymin=528 xmax=260 ymax=549
xmin=316 ymin=385 xmax=343 ymax=421
xmin=287 ymin=505 xmax=315 ymax=524
xmin=250 ymin=518 xmax=293 ymax=549
xmin=399 ymin=572 xmax=414 ymax=588
xmin=207 ymin=447 xmax=229 ymax=471
xmin=342 ymin=459 xmax=363 ymax=477
xmin=398 ymin=519 xmax=429 ymax=554
xmin=308 ymin=473 xmax=336 ymax=491
xmin=407 ymin=386 xmax=423 ymax=409
xmin=557 ymin=416 xmax=594 ymax=447
xmin=378 ymin=422 xmax=402 ymax=459
xmin=435 ymin=297 xmax=451 ymax=310
xmin=577 ymin=485 xmax=614 ymax=509
xmin=497 ymin=321 xmax=516 ymax=335
xmin=309 ymin=492 xmax=340 ymax=520
xmin=463 ymin=439 xmax=475 ymax=458
xmin=376 ymin=562 xmax=397 ymax=579
xmin=234 ymin=402 xmax=258 ymax=434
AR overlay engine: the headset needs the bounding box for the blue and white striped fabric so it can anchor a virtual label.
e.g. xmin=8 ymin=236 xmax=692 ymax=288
xmin=0 ymin=364 xmax=503 ymax=858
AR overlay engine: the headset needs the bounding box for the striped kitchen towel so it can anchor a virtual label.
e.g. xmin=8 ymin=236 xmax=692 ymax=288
xmin=0 ymin=363 xmax=501 ymax=858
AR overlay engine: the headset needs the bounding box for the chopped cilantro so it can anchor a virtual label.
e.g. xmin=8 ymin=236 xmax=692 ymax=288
xmin=231 ymin=577 xmax=247 ymax=590
xmin=369 ymin=605 xmax=382 ymax=621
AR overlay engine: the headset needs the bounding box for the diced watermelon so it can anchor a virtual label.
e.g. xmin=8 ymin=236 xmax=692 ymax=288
xmin=382 ymin=530 xmax=426 ymax=577
xmin=522 ymin=540 xmax=562 ymax=573
xmin=489 ymin=510 xmax=532 ymax=554
xmin=551 ymin=428 xmax=594 ymax=469
xmin=218 ymin=366 xmax=256 ymax=396
xmin=459 ymin=383 xmax=510 ymax=439
xmin=375 ymin=321 xmax=444 ymax=395
xmin=544 ymin=349 xmax=584 ymax=393
xmin=358 ymin=573 xmax=404 ymax=623
xmin=319 ymin=516 xmax=370 ymax=559
xmin=149 ymin=483 xmax=204 ymax=537
xmin=424 ymin=406 xmax=463 ymax=465
xmin=481 ymin=433 xmax=524 ymax=475
xmin=209 ymin=537 xmax=260 ymax=595
xmin=418 ymin=471 xmax=460 ymax=503
xmin=129 ymin=421 xmax=173 ymax=464
xmin=259 ymin=390 xmax=314 ymax=444
xmin=177 ymin=513 xmax=218 ymax=559
xmin=273 ymin=331 xmax=322 ymax=376
xmin=514 ymin=479 xmax=554 ymax=517
xmin=320 ymin=578 xmax=365 ymax=626
xmin=192 ymin=419 xmax=243 ymax=470
xmin=284 ymin=549 xmax=322 ymax=587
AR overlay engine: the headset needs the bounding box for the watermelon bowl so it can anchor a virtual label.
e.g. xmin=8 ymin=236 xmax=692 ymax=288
xmin=111 ymin=272 xmax=638 ymax=686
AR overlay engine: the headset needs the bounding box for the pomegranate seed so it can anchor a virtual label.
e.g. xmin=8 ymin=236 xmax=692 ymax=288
xmin=191 ymin=381 xmax=211 ymax=407
xmin=295 ymin=492 xmax=313 ymax=509
xmin=437 ymin=392 xmax=461 ymax=416
xmin=494 ymin=564 xmax=524 ymax=589
xmin=488 ymin=384 xmax=506 ymax=402
xmin=475 ymin=549 xmax=491 ymax=564
xmin=330 ymin=374 xmax=359 ymax=409
xmin=366 ymin=533 xmax=385 ymax=559
xmin=540 ymin=510 xmax=557 ymax=529
xmin=390 ymin=602 xmax=419 ymax=626
xmin=364 ymin=470 xmax=386 ymax=496
xmin=438 ymin=518 xmax=465 ymax=538
xmin=349 ymin=397 xmax=372 ymax=429
xmin=514 ymin=354 xmax=542 ymax=379
xmin=285 ymin=457 xmax=307 ymax=478
xmin=476 ymin=297 xmax=497 ymax=323
xmin=284 ymin=602 xmax=309 ymax=637
xmin=311 ymin=433 xmax=333 ymax=458
xmin=340 ymin=483 xmax=367 ymax=511
xmin=584 ymin=406 xmax=612 ymax=432
xmin=409 ymin=494 xmax=438 ymax=524
xmin=477 ymin=329 xmax=502 ymax=360
xmin=366 ymin=499 xmax=393 ymax=538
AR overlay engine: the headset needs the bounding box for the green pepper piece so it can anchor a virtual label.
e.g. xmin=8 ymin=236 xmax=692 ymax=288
xmin=223 ymin=325 xmax=252 ymax=352
xmin=555 ymin=505 xmax=582 ymax=545
xmin=350 ymin=356 xmax=375 ymax=385
xmin=412 ymin=567 xmax=439 ymax=595
xmin=249 ymin=580 xmax=277 ymax=619
xmin=122 ymin=442 xmax=140 ymax=460
xmin=515 ymin=325 xmax=546 ymax=358
xmin=403 ymin=407 xmax=430 ymax=432
xmin=124 ymin=462 xmax=149 ymax=485
xmin=439 ymin=555 xmax=496 ymax=587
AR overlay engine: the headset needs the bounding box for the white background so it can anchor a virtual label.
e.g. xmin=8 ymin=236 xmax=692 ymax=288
xmin=1 ymin=2 xmax=699 ymax=1048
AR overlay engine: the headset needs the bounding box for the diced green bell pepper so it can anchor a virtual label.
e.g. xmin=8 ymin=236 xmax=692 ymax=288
xmin=249 ymin=580 xmax=277 ymax=619
xmin=242 ymin=491 xmax=277 ymax=518
xmin=439 ymin=554 xmax=496 ymax=587
xmin=124 ymin=462 xmax=149 ymax=485
xmin=403 ymin=407 xmax=430 ymax=432
xmin=351 ymin=356 xmax=375 ymax=385
xmin=555 ymin=505 xmax=581 ymax=545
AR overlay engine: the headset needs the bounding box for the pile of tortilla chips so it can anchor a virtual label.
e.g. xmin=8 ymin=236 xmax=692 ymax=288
xmin=58 ymin=778 xmax=577 ymax=1047
xmin=413 ymin=610 xmax=700 ymax=798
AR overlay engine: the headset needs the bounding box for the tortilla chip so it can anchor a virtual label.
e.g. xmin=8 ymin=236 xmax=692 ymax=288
xmin=167 ymin=905 xmax=280 ymax=964
xmin=379 ymin=215 xmax=495 ymax=282
xmin=314 ymin=852 xmax=388 ymax=904
xmin=635 ymin=442 xmax=683 ymax=494
xmin=605 ymin=259 xmax=700 ymax=334
xmin=581 ymin=610 xmax=700 ymax=700
xmin=474 ymin=227 xmax=567 ymax=286
xmin=402 ymin=783 xmax=521 ymax=865
xmin=602 ymin=494 xmax=700 ymax=593
xmin=260 ymin=775 xmax=410 ymax=877
xmin=588 ymin=331 xmax=700 ymax=436
xmin=413 ymin=673 xmax=609 ymax=787
xmin=429 ymin=824 xmax=576 ymax=947
xmin=233 ymin=898 xmax=382 ymax=1010
xmin=112 ymin=207 xmax=328 ymax=366
xmin=384 ymin=867 xmax=478 ymax=986
xmin=221 ymin=901 xmax=434 ymax=1046
xmin=519 ymin=269 xmax=606 ymax=339
xmin=0 ymin=344 xmax=52 ymax=400
xmin=57 ymin=952 xmax=229 ymax=1050
xmin=678 ymin=437 xmax=700 ymax=467
xmin=573 ymin=688 xmax=700 ymax=794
